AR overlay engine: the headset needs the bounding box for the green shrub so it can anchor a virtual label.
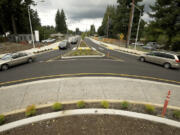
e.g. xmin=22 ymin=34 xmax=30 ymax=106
xmin=0 ymin=115 xmax=5 ymax=125
xmin=121 ymin=101 xmax=129 ymax=109
xmin=101 ymin=101 xmax=109 ymax=109
xmin=52 ymin=102 xmax=63 ymax=111
xmin=173 ymin=110 xmax=180 ymax=119
xmin=77 ymin=101 xmax=85 ymax=108
xmin=25 ymin=105 xmax=36 ymax=117
xmin=145 ymin=105 xmax=155 ymax=114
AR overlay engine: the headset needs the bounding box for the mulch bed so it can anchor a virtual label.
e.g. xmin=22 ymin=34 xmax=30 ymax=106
xmin=3 ymin=102 xmax=180 ymax=125
xmin=1 ymin=114 xmax=180 ymax=135
xmin=0 ymin=42 xmax=49 ymax=54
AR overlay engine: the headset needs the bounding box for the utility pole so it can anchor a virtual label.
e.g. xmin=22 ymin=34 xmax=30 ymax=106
xmin=28 ymin=6 xmax=35 ymax=48
xmin=107 ymin=15 xmax=109 ymax=38
xmin=126 ymin=0 xmax=135 ymax=48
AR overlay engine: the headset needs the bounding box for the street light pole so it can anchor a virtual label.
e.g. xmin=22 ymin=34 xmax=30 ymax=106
xmin=21 ymin=0 xmax=44 ymax=48
xmin=133 ymin=4 xmax=142 ymax=50
xmin=28 ymin=6 xmax=35 ymax=48
xmin=134 ymin=12 xmax=141 ymax=50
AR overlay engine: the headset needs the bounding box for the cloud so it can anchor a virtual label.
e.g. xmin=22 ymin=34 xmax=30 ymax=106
xmin=139 ymin=0 xmax=155 ymax=12
xmin=33 ymin=0 xmax=155 ymax=31
xmin=34 ymin=0 xmax=117 ymax=20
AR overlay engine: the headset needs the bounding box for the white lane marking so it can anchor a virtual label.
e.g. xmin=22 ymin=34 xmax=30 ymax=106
xmin=72 ymin=47 xmax=77 ymax=50
xmin=92 ymin=47 xmax=96 ymax=51
xmin=99 ymin=47 xmax=104 ymax=50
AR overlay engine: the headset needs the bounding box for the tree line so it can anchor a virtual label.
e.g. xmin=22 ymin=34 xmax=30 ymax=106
xmin=0 ymin=0 xmax=69 ymax=41
xmin=0 ymin=0 xmax=41 ymax=35
xmin=145 ymin=0 xmax=180 ymax=50
xmin=97 ymin=0 xmax=180 ymax=51
xmin=98 ymin=0 xmax=145 ymax=40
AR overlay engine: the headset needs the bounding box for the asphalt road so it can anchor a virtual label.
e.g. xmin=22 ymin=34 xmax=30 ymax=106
xmin=0 ymin=37 xmax=179 ymax=86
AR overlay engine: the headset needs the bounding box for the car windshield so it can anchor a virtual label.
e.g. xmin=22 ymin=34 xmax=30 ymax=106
xmin=1 ymin=54 xmax=12 ymax=60
xmin=0 ymin=0 xmax=180 ymax=133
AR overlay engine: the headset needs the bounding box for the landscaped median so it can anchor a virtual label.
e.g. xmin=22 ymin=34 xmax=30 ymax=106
xmin=0 ymin=100 xmax=180 ymax=135
xmin=62 ymin=40 xmax=104 ymax=58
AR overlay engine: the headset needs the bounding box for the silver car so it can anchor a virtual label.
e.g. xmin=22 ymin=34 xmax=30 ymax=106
xmin=139 ymin=51 xmax=180 ymax=69
xmin=0 ymin=52 xmax=36 ymax=71
xmin=58 ymin=40 xmax=70 ymax=49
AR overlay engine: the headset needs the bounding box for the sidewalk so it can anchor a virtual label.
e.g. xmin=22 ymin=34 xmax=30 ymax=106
xmin=0 ymin=77 xmax=180 ymax=114
xmin=89 ymin=38 xmax=145 ymax=55
xmin=0 ymin=42 xmax=60 ymax=58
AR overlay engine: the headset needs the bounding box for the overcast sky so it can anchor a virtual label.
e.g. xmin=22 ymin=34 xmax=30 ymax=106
xmin=32 ymin=0 xmax=155 ymax=31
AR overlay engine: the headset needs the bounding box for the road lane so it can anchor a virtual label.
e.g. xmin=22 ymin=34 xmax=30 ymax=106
xmin=0 ymin=38 xmax=179 ymax=86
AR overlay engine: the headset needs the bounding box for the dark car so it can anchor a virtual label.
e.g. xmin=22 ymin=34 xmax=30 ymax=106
xmin=58 ymin=40 xmax=70 ymax=49
xmin=143 ymin=42 xmax=160 ymax=50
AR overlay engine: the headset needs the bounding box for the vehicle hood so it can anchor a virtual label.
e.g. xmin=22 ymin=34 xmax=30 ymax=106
xmin=0 ymin=59 xmax=10 ymax=65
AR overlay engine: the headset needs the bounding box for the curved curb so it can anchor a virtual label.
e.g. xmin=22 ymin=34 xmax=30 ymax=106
xmin=61 ymin=54 xmax=105 ymax=59
xmin=0 ymin=109 xmax=180 ymax=133
xmin=0 ymin=73 xmax=180 ymax=87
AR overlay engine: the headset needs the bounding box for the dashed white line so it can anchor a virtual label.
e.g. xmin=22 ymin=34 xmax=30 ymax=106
xmin=99 ymin=47 xmax=104 ymax=50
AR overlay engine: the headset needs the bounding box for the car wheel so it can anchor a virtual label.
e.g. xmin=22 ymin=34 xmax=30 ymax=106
xmin=140 ymin=57 xmax=145 ymax=62
xmin=1 ymin=64 xmax=8 ymax=71
xmin=164 ymin=63 xmax=171 ymax=69
xmin=28 ymin=58 xmax=33 ymax=63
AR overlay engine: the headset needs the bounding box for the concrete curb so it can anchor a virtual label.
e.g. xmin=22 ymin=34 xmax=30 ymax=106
xmin=0 ymin=109 xmax=180 ymax=133
xmin=0 ymin=75 xmax=179 ymax=89
xmin=61 ymin=54 xmax=105 ymax=59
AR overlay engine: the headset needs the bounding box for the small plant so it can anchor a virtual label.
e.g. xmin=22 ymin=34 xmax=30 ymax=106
xmin=121 ymin=101 xmax=129 ymax=109
xmin=25 ymin=105 xmax=36 ymax=117
xmin=77 ymin=101 xmax=85 ymax=108
xmin=145 ymin=104 xmax=155 ymax=114
xmin=101 ymin=101 xmax=109 ymax=109
xmin=52 ymin=102 xmax=63 ymax=111
xmin=173 ymin=110 xmax=180 ymax=119
xmin=0 ymin=115 xmax=5 ymax=125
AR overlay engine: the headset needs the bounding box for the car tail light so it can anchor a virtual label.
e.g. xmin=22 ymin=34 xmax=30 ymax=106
xmin=176 ymin=60 xmax=180 ymax=63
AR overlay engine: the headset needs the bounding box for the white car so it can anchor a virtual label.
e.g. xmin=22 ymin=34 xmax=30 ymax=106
xmin=42 ymin=38 xmax=56 ymax=43
xmin=69 ymin=37 xmax=78 ymax=44
xmin=132 ymin=42 xmax=144 ymax=46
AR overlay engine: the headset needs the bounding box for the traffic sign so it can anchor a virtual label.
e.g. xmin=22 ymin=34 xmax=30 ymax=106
xmin=120 ymin=33 xmax=124 ymax=40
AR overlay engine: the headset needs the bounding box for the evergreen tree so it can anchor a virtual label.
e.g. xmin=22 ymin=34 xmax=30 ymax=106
xmin=55 ymin=9 xmax=67 ymax=34
xmin=55 ymin=9 xmax=61 ymax=32
xmin=0 ymin=0 xmax=41 ymax=35
xmin=60 ymin=9 xmax=67 ymax=34
xmin=98 ymin=5 xmax=116 ymax=38
xmin=148 ymin=0 xmax=180 ymax=50
xmin=90 ymin=24 xmax=96 ymax=36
